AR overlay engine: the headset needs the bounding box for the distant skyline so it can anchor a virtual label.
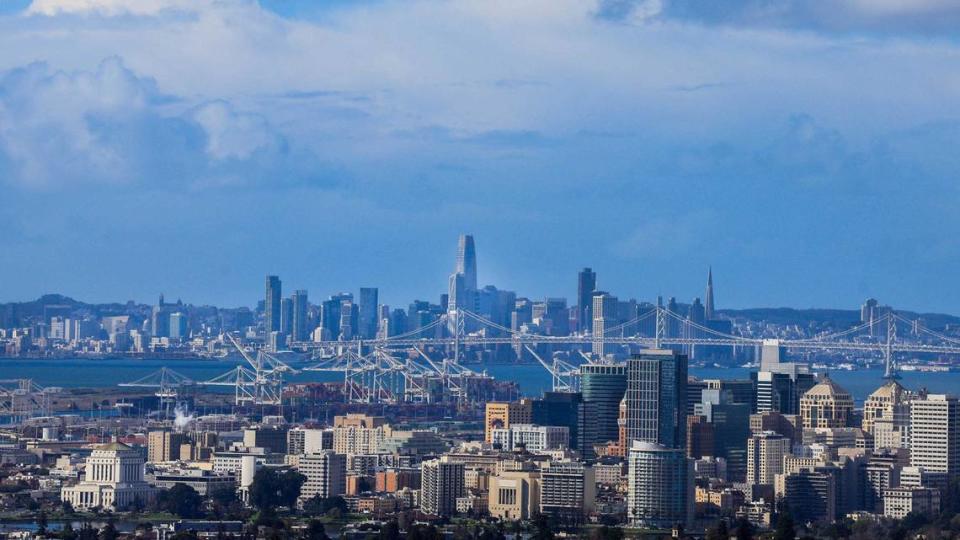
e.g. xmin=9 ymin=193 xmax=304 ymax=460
xmin=3 ymin=1 xmax=960 ymax=312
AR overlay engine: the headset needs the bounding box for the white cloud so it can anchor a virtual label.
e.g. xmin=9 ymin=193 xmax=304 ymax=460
xmin=191 ymin=100 xmax=278 ymax=161
xmin=27 ymin=0 xmax=205 ymax=16
xmin=0 ymin=57 xmax=295 ymax=189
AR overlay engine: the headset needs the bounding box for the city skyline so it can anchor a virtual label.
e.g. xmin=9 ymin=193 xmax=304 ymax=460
xmin=1 ymin=231 xmax=958 ymax=320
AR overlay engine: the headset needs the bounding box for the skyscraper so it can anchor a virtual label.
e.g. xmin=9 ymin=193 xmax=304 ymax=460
xmin=577 ymin=268 xmax=596 ymax=334
xmin=799 ymin=377 xmax=854 ymax=429
xmin=265 ymin=275 xmax=281 ymax=334
xmin=592 ymin=292 xmax=618 ymax=357
xmin=579 ymin=363 xmax=627 ymax=458
xmin=358 ymin=287 xmax=379 ymax=339
xmin=280 ymin=297 xmax=293 ymax=336
xmin=910 ymin=394 xmax=960 ymax=481
xmin=421 ymin=458 xmax=465 ymax=517
xmin=292 ymin=290 xmax=309 ymax=342
xmin=627 ymin=441 xmax=693 ymax=529
xmin=704 ymin=267 xmax=715 ymax=320
xmin=456 ymin=234 xmax=477 ymax=292
xmin=624 ymin=350 xmax=688 ymax=449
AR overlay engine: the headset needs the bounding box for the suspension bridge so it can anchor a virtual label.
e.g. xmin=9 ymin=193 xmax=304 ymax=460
xmin=93 ymin=306 xmax=960 ymax=415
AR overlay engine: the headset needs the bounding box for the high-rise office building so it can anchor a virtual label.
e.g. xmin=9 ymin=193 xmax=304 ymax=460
xmin=862 ymin=380 xmax=909 ymax=434
xmin=577 ymin=268 xmax=596 ymax=334
xmin=264 ymin=275 xmax=282 ymax=334
xmin=799 ymin=377 xmax=854 ymax=429
xmin=754 ymin=367 xmax=816 ymax=415
xmin=456 ymin=234 xmax=477 ymax=292
xmin=279 ymin=297 xmax=293 ymax=337
xmin=539 ymin=462 xmax=597 ymax=525
xmin=579 ymin=363 xmax=627 ymax=458
xmin=624 ymin=350 xmax=688 ymax=449
xmin=591 ymin=292 xmax=618 ymax=357
xmin=291 ymin=290 xmax=309 ymax=342
xmin=421 ymin=458 xmax=465 ymax=517
xmin=484 ymin=400 xmax=533 ymax=443
xmin=151 ymin=296 xmax=170 ymax=338
xmin=783 ymin=467 xmax=840 ymax=523
xmin=627 ymin=441 xmax=693 ymax=529
xmin=148 ymin=430 xmax=187 ymax=463
xmin=358 ymin=287 xmax=379 ymax=339
xmin=297 ymin=451 xmax=346 ymax=503
xmin=532 ymin=391 xmax=584 ymax=450
xmin=746 ymin=431 xmax=790 ymax=486
xmin=448 ymin=272 xmax=468 ymax=312
xmin=704 ymin=267 xmax=715 ymax=320
xmin=169 ymin=312 xmax=188 ymax=340
xmin=910 ymin=394 xmax=960 ymax=480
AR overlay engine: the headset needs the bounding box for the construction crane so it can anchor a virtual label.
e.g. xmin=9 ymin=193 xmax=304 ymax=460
xmin=205 ymin=333 xmax=299 ymax=410
xmin=118 ymin=367 xmax=194 ymax=418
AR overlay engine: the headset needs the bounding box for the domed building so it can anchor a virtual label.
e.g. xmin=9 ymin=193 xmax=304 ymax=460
xmin=862 ymin=380 xmax=909 ymax=433
xmin=799 ymin=376 xmax=854 ymax=429
xmin=61 ymin=442 xmax=156 ymax=511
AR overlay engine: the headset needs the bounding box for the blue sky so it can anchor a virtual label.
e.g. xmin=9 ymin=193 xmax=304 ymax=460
xmin=2 ymin=0 xmax=960 ymax=312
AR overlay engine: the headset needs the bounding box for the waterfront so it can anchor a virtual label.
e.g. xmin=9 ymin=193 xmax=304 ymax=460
xmin=2 ymin=357 xmax=958 ymax=403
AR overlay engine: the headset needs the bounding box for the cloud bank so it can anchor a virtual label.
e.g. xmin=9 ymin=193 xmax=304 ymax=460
xmin=0 ymin=0 xmax=958 ymax=312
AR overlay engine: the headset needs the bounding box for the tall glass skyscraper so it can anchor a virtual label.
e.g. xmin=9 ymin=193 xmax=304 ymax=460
xmin=624 ymin=350 xmax=688 ymax=450
xmin=579 ymin=363 xmax=627 ymax=458
xmin=292 ymin=289 xmax=309 ymax=341
xmin=456 ymin=234 xmax=477 ymax=292
xmin=577 ymin=267 xmax=596 ymax=334
xmin=264 ymin=275 xmax=281 ymax=334
xmin=359 ymin=287 xmax=379 ymax=339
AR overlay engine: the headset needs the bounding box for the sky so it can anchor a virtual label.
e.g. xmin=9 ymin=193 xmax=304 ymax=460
xmin=2 ymin=0 xmax=960 ymax=312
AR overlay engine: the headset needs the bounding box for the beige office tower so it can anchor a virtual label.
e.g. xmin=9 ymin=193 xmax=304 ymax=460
xmin=147 ymin=430 xmax=186 ymax=463
xmin=862 ymin=380 xmax=910 ymax=434
xmin=799 ymin=377 xmax=854 ymax=429
xmin=746 ymin=431 xmax=791 ymax=486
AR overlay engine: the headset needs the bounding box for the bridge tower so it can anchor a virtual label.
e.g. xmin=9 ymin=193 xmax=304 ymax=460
xmin=884 ymin=314 xmax=899 ymax=380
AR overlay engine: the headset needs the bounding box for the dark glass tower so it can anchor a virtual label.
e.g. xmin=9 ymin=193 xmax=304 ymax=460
xmin=292 ymin=289 xmax=309 ymax=341
xmin=264 ymin=275 xmax=282 ymax=334
xmin=580 ymin=363 xmax=628 ymax=458
xmin=359 ymin=287 xmax=379 ymax=339
xmin=624 ymin=350 xmax=688 ymax=449
xmin=577 ymin=267 xmax=596 ymax=333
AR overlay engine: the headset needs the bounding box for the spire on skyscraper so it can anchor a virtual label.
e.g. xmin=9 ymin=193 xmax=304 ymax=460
xmin=704 ymin=267 xmax=715 ymax=320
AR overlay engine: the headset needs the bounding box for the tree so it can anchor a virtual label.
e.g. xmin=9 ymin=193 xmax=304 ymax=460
xmin=249 ymin=469 xmax=282 ymax=511
xmin=732 ymin=518 xmax=754 ymax=540
xmin=302 ymin=520 xmax=330 ymax=540
xmin=590 ymin=525 xmax=625 ymax=540
xmin=278 ymin=470 xmax=306 ymax=510
xmin=531 ymin=513 xmax=554 ymax=540
xmin=378 ymin=520 xmax=401 ymax=540
xmin=248 ymin=468 xmax=306 ymax=511
xmin=706 ymin=520 xmax=729 ymax=540
xmin=157 ymin=484 xmax=205 ymax=519
xmin=406 ymin=525 xmax=442 ymax=540
xmin=60 ymin=522 xmax=77 ymax=540
xmin=301 ymin=495 xmax=347 ymax=517
xmin=98 ymin=519 xmax=117 ymax=540
xmin=37 ymin=509 xmax=48 ymax=536
xmin=774 ymin=513 xmax=796 ymax=540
